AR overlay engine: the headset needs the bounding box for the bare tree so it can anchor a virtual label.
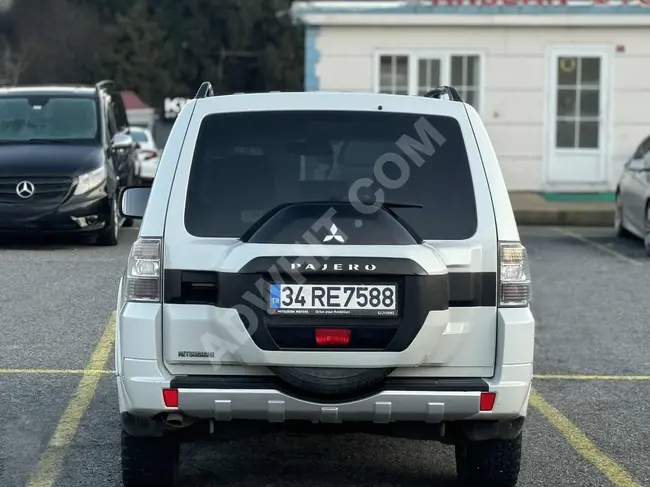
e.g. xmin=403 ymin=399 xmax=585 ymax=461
xmin=0 ymin=36 xmax=32 ymax=85
xmin=3 ymin=0 xmax=104 ymax=85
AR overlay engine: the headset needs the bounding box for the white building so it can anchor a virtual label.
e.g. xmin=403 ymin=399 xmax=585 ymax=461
xmin=291 ymin=0 xmax=650 ymax=200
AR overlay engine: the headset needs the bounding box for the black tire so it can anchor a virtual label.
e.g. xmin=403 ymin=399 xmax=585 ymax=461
xmin=123 ymin=218 xmax=135 ymax=228
xmin=270 ymin=366 xmax=394 ymax=398
xmin=455 ymin=433 xmax=522 ymax=487
xmin=643 ymin=203 xmax=650 ymax=256
xmin=614 ymin=192 xmax=631 ymax=238
xmin=94 ymin=197 xmax=120 ymax=246
xmin=122 ymin=430 xmax=179 ymax=487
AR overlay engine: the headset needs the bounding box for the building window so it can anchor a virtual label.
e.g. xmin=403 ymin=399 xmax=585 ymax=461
xmin=555 ymin=56 xmax=601 ymax=150
xmin=379 ymin=55 xmax=409 ymax=95
xmin=376 ymin=53 xmax=482 ymax=111
xmin=417 ymin=58 xmax=442 ymax=95
xmin=450 ymin=55 xmax=480 ymax=108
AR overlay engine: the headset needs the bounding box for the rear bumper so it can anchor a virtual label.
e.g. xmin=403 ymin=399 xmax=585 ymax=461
xmin=117 ymin=359 xmax=532 ymax=424
xmin=116 ymin=302 xmax=534 ymax=427
xmin=179 ymin=387 xmax=486 ymax=424
xmin=137 ymin=159 xmax=158 ymax=181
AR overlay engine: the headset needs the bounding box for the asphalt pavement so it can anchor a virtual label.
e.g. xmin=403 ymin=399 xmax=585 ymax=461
xmin=0 ymin=225 xmax=649 ymax=487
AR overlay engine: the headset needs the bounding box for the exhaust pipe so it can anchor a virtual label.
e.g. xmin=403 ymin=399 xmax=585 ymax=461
xmin=164 ymin=412 xmax=187 ymax=428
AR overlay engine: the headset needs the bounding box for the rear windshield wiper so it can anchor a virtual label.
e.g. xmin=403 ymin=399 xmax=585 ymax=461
xmin=364 ymin=200 xmax=423 ymax=209
xmin=328 ymin=197 xmax=424 ymax=209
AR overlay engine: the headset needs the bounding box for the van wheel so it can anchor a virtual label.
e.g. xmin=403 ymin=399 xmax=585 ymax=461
xmin=94 ymin=197 xmax=120 ymax=246
xmin=123 ymin=218 xmax=134 ymax=228
xmin=455 ymin=433 xmax=522 ymax=487
xmin=121 ymin=430 xmax=179 ymax=487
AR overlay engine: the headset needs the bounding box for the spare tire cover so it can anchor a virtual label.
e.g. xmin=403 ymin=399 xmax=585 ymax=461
xmin=270 ymin=366 xmax=395 ymax=398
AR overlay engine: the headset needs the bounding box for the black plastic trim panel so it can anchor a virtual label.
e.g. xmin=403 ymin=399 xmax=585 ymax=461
xmin=162 ymin=260 xmax=496 ymax=352
xmin=170 ymin=375 xmax=490 ymax=394
xmin=163 ymin=269 xmax=497 ymax=308
xmin=237 ymin=256 xmax=429 ymax=275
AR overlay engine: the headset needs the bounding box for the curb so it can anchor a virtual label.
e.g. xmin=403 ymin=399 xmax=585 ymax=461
xmin=514 ymin=210 xmax=614 ymax=227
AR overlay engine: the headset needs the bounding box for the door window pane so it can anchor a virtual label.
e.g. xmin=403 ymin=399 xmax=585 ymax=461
xmin=579 ymin=90 xmax=599 ymax=117
xmin=581 ymin=58 xmax=601 ymax=87
xmin=556 ymin=89 xmax=577 ymax=116
xmin=557 ymin=57 xmax=578 ymax=86
xmin=556 ymin=121 xmax=575 ymax=148
xmin=578 ymin=121 xmax=599 ymax=149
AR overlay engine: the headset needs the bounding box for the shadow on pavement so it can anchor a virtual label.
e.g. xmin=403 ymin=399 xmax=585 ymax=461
xmin=0 ymin=233 xmax=92 ymax=250
xmin=178 ymin=434 xmax=459 ymax=487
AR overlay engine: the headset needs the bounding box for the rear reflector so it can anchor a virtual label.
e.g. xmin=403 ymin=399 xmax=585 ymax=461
xmin=479 ymin=392 xmax=496 ymax=411
xmin=315 ymin=328 xmax=351 ymax=346
xmin=162 ymin=388 xmax=179 ymax=408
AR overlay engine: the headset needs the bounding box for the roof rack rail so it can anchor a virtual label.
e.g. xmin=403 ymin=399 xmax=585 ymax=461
xmin=95 ymin=80 xmax=115 ymax=90
xmin=422 ymin=85 xmax=463 ymax=102
xmin=195 ymin=81 xmax=214 ymax=99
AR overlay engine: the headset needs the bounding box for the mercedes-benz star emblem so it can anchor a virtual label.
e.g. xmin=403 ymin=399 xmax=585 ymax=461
xmin=323 ymin=223 xmax=345 ymax=243
xmin=16 ymin=180 xmax=35 ymax=199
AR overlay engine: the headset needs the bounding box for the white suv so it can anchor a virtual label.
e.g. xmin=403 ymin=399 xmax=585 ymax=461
xmin=116 ymin=83 xmax=535 ymax=487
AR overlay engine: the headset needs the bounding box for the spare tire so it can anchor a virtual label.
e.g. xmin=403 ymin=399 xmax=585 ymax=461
xmin=270 ymin=366 xmax=395 ymax=399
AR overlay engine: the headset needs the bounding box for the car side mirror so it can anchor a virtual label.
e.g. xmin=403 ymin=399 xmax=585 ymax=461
xmin=112 ymin=133 xmax=134 ymax=150
xmin=119 ymin=186 xmax=150 ymax=219
xmin=628 ymin=159 xmax=645 ymax=171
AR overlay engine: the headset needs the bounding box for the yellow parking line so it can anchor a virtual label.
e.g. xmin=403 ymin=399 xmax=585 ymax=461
xmin=535 ymin=374 xmax=650 ymax=381
xmin=530 ymin=388 xmax=642 ymax=487
xmin=25 ymin=312 xmax=116 ymax=487
xmin=553 ymin=227 xmax=643 ymax=266
xmin=0 ymin=369 xmax=112 ymax=375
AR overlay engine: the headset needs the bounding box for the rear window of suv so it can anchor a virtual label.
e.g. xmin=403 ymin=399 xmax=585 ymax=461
xmin=184 ymin=110 xmax=478 ymax=240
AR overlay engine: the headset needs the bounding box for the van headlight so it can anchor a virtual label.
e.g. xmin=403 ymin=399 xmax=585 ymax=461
xmin=74 ymin=166 xmax=107 ymax=195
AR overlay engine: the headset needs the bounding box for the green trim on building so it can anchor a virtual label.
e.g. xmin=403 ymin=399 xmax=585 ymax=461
xmin=541 ymin=192 xmax=615 ymax=202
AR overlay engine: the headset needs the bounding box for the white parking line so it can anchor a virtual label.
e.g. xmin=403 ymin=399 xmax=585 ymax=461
xmin=553 ymin=227 xmax=643 ymax=266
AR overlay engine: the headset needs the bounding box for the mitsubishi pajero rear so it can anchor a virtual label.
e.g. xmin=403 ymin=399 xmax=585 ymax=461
xmin=115 ymin=83 xmax=535 ymax=487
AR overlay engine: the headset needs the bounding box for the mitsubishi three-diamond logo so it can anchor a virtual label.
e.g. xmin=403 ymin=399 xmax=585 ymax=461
xmin=323 ymin=223 xmax=345 ymax=243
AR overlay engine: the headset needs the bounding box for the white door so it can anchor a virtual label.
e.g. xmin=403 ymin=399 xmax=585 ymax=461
xmin=546 ymin=47 xmax=610 ymax=188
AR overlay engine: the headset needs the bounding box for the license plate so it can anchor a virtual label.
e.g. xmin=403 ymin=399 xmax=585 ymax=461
xmin=267 ymin=284 xmax=398 ymax=317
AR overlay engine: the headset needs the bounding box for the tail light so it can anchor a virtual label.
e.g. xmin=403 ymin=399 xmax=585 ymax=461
xmin=498 ymin=241 xmax=531 ymax=307
xmin=140 ymin=150 xmax=158 ymax=161
xmin=125 ymin=238 xmax=162 ymax=302
xmin=315 ymin=328 xmax=351 ymax=346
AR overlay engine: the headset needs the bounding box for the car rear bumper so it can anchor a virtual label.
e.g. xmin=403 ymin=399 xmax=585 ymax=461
xmin=117 ymin=359 xmax=532 ymax=424
xmin=0 ymin=193 xmax=111 ymax=234
xmin=178 ymin=387 xmax=487 ymax=423
xmin=137 ymin=159 xmax=158 ymax=181
xmin=116 ymin=302 xmax=534 ymax=425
